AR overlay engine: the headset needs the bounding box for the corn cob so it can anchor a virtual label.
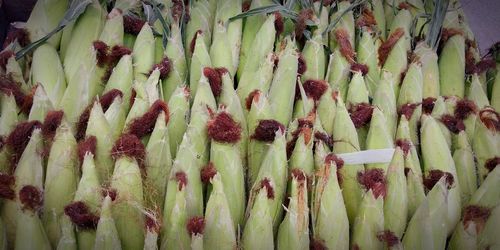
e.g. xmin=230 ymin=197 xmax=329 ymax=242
xmin=94 ymin=195 xmax=121 ymax=250
xmin=268 ymin=36 xmax=299 ymax=126
xmin=311 ymin=154 xmax=349 ymax=250
xmin=203 ymin=173 xmax=237 ymax=249
xmin=397 ymin=62 xmax=423 ymax=146
xmin=331 ymin=97 xmax=364 ymax=224
xmin=31 ymin=44 xmax=66 ymax=106
xmin=207 ymin=110 xmax=245 ymax=227
xmin=1 ymin=123 xmax=43 ymax=246
xmin=421 ymin=114 xmax=462 ymax=235
xmin=402 ymin=177 xmax=450 ymax=250
xmin=166 ymin=86 xmax=190 ymax=159
xmin=63 ymin=2 xmax=105 ymax=80
xmin=238 ymin=0 xmax=274 ymax=80
xmin=277 ymin=169 xmax=309 ymax=250
xmin=351 ymin=170 xmax=385 ymax=250
xmin=374 ymin=71 xmax=398 ymax=138
xmin=472 ymin=107 xmax=499 ymax=182
xmin=189 ymin=32 xmax=212 ymax=98
xmin=448 ymin=166 xmax=500 ymax=250
xmin=42 ymin=112 xmax=78 ymax=248
xmin=162 ymin=23 xmax=187 ymax=101
xmin=109 ymin=134 xmax=146 ymax=250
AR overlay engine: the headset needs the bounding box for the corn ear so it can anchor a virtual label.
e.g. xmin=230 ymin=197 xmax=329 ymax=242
xmin=366 ymin=108 xmax=394 ymax=172
xmin=351 ymin=190 xmax=384 ymax=250
xmin=466 ymin=74 xmax=490 ymax=108
xmin=185 ymin=0 xmax=213 ymax=58
xmin=189 ymin=32 xmax=212 ymax=98
xmin=317 ymin=86 xmax=336 ymax=135
xmin=166 ymin=86 xmax=190 ymax=159
xmin=331 ymin=97 xmax=363 ymax=224
xmin=160 ymin=187 xmax=190 ymax=249
xmin=384 ymin=147 xmax=408 ymax=238
xmin=25 ymin=0 xmax=68 ymax=47
xmin=43 ymin=123 xmax=78 ymax=247
xmin=421 ymin=114 xmax=461 ymax=235
xmin=56 ymin=215 xmax=76 ymax=250
xmin=453 ymin=131 xmax=477 ymax=204
xmin=162 ymin=23 xmax=187 ymax=101
xmin=372 ymin=70 xmax=397 ymax=140
xmin=110 ymin=156 xmax=145 ymax=250
xmin=397 ymin=63 xmax=423 ymax=146
xmin=203 ymin=174 xmax=237 ymax=249
xmin=242 ymin=189 xmax=274 ymax=250
xmin=329 ymin=1 xmax=354 ymax=49
xmin=132 ymin=24 xmax=155 ymax=83
xmin=311 ymin=158 xmax=349 ymax=250
xmin=301 ymin=31 xmax=326 ymax=81
xmin=15 ymin=209 xmax=51 ymax=250
xmin=357 ymin=29 xmax=380 ymax=96
xmin=237 ymin=52 xmax=275 ymax=111
xmin=472 ymin=107 xmax=500 ymax=182
xmin=94 ymin=196 xmax=121 ymax=250
xmin=28 ymin=85 xmax=54 ymax=122
xmin=402 ymin=178 xmax=449 ymax=250
xmin=63 ymin=2 xmax=105 ymax=80
xmin=414 ymin=42 xmax=440 ymax=98
xmin=31 ymin=44 xmax=66 ymax=105
xmin=145 ymin=112 xmax=172 ymax=210
xmin=326 ymin=49 xmax=350 ymax=100
xmin=439 ymin=34 xmax=466 ymax=97
xmin=213 ymin=0 xmax=242 ymax=74
xmin=104 ymin=55 xmax=134 ymax=107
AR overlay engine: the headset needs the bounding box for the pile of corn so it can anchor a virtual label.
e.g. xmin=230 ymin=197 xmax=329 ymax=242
xmin=0 ymin=0 xmax=499 ymax=249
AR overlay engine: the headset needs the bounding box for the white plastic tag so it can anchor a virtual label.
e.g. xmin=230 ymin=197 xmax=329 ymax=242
xmin=337 ymin=148 xmax=395 ymax=165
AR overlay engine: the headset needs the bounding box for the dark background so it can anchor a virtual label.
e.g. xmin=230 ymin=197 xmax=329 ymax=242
xmin=0 ymin=0 xmax=499 ymax=54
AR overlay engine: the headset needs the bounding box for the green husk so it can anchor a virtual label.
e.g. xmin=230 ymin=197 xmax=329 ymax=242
xmin=1 ymin=129 xmax=44 ymax=246
xmin=160 ymin=185 xmax=190 ymax=249
xmin=203 ymin=174 xmax=237 ymax=249
xmin=268 ymin=37 xmax=299 ymax=126
xmin=372 ymin=70 xmax=397 ymax=140
xmin=384 ymin=147 xmax=408 ymax=238
xmin=402 ymin=178 xmax=449 ymax=250
xmin=98 ymin=8 xmax=124 ymax=47
xmin=110 ymin=156 xmax=145 ymax=250
xmin=103 ymin=95 xmax=127 ymax=140
xmin=166 ymin=86 xmax=190 ymax=159
xmin=73 ymin=153 xmax=102 ymax=250
xmin=59 ymin=20 xmax=75 ymax=61
xmin=277 ymin=172 xmax=309 ymax=250
xmin=185 ymin=0 xmax=213 ymax=58
xmin=213 ymin=0 xmax=242 ymax=75
xmin=219 ymin=73 xmax=248 ymax=166
xmin=236 ymin=52 xmax=275 ymax=111
xmin=4 ymin=55 xmax=28 ymax=92
xmin=237 ymin=14 xmax=276 ymax=84
xmin=63 ymin=2 xmax=105 ymax=81
xmin=430 ymin=96 xmax=452 ymax=148
xmin=58 ymin=46 xmax=100 ymax=127
xmin=289 ymin=126 xmax=314 ymax=177
xmin=56 ymin=215 xmax=77 ymax=250
xmin=301 ymin=31 xmax=326 ymax=81
xmin=472 ymin=107 xmax=500 ymax=182
xmin=28 ymin=85 xmax=55 ymax=122
xmin=246 ymin=131 xmax=287 ymax=232
xmin=0 ymin=93 xmax=18 ymax=138
xmin=242 ymin=189 xmax=274 ymax=250
xmin=145 ymin=112 xmax=172 ymax=210
xmin=237 ymin=0 xmax=274 ymax=80
xmin=42 ymin=122 xmax=78 ymax=248
xmin=365 ymin=107 xmax=394 ymax=172
xmin=370 ymin=0 xmax=386 ymax=38
xmin=312 ymin=158 xmax=349 ymax=250
xmin=292 ymin=82 xmax=315 ymax=120
xmin=94 ymin=196 xmax=121 ymax=250
xmin=209 ymin=22 xmax=233 ymax=76
xmin=382 ymin=17 xmax=411 ymax=95
xmin=453 ymin=131 xmax=477 ymax=204
xmin=317 ymin=86 xmax=336 ymax=135
xmin=414 ymin=42 xmax=440 ymax=98
xmin=326 ymin=48 xmax=350 ymax=100
xmin=31 ymin=44 xmax=66 ymax=105
xmin=351 ymin=190 xmax=384 ymax=250
xmin=189 ymin=32 xmax=212 ymax=98
xmin=247 ymin=92 xmax=273 ymax=187
xmin=103 ymin=54 xmax=134 ymax=107
xmin=477 ymin=204 xmax=500 ymax=250
xmin=209 ymin=115 xmax=245 ymax=228
xmin=85 ymin=101 xmax=115 ymax=183
xmin=331 ymin=97 xmax=364 ymax=224
xmin=162 ymin=23 xmax=187 ymax=101
xmin=25 ymin=0 xmax=68 ymax=48
xmin=466 ymin=74 xmax=490 ymax=108
xmin=132 ymin=24 xmax=155 ymax=83
xmin=357 ymin=29 xmax=380 ymax=96
xmin=124 ymin=69 xmax=161 ymax=127
xmin=439 ymin=34 xmax=466 ymax=97
xmin=397 ymin=63 xmax=423 ymax=145
xmin=15 ymin=208 xmax=51 ymax=250
xmin=346 ymin=72 xmax=370 ymax=149
xmin=421 ymin=114 xmax=462 ymax=235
